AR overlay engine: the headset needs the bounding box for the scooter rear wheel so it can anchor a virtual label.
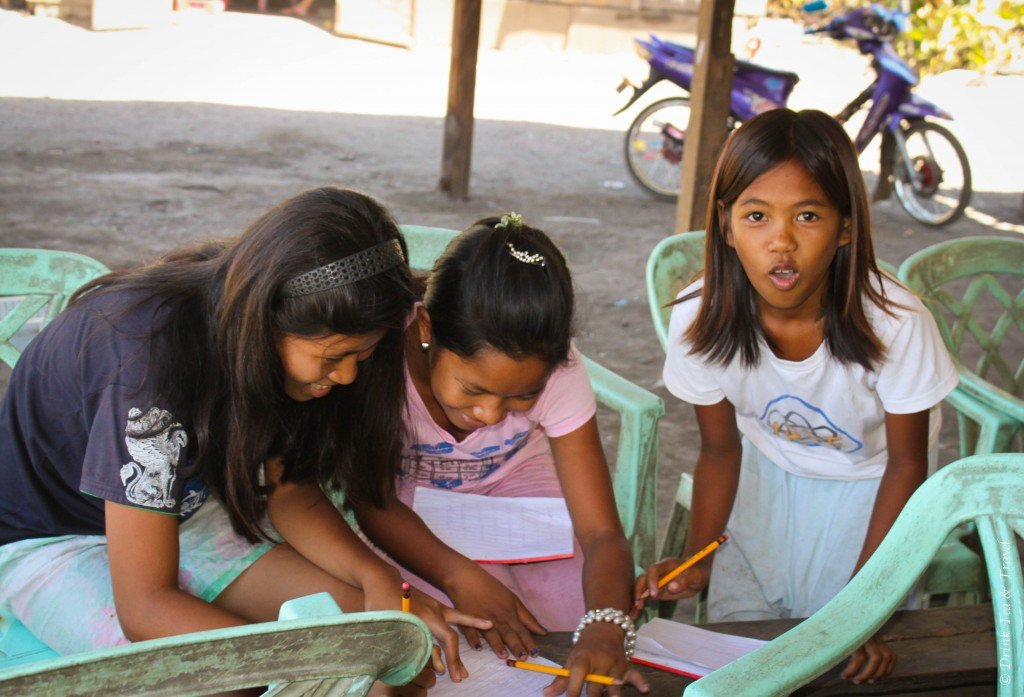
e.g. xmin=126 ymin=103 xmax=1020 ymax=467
xmin=892 ymin=120 xmax=971 ymax=227
xmin=624 ymin=97 xmax=692 ymax=201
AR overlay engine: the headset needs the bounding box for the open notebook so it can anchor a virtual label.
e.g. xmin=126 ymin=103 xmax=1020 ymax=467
xmin=431 ymin=637 xmax=562 ymax=695
xmin=630 ymin=618 xmax=767 ymax=679
xmin=412 ymin=487 xmax=574 ymax=564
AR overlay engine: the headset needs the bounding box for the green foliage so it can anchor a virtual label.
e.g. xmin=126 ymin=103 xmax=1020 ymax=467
xmin=904 ymin=0 xmax=1024 ymax=75
xmin=766 ymin=0 xmax=1024 ymax=75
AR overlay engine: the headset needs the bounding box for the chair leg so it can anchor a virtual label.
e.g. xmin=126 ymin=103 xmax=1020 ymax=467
xmin=658 ymin=502 xmax=691 ymax=621
xmin=957 ymin=412 xmax=977 ymax=459
xmin=660 ymin=503 xmax=689 ymax=561
xmin=694 ymin=588 xmax=708 ymax=624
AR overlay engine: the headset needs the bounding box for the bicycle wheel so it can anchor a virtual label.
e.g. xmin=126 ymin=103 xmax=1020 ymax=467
xmin=892 ymin=120 xmax=971 ymax=226
xmin=624 ymin=97 xmax=692 ymax=201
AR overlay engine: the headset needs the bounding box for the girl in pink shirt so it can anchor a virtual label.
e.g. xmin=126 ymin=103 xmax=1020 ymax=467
xmin=354 ymin=214 xmax=648 ymax=697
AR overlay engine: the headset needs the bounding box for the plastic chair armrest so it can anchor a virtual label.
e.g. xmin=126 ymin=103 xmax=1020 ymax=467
xmin=583 ymin=355 xmax=664 ymax=569
xmin=0 ymin=611 xmax=431 ymax=696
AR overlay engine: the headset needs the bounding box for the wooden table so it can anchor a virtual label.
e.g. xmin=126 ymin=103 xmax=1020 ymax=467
xmin=535 ymin=604 xmax=996 ymax=696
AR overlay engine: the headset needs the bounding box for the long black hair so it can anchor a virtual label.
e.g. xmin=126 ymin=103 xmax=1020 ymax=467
xmin=684 ymin=108 xmax=893 ymax=370
xmin=423 ymin=216 xmax=575 ymax=367
xmin=71 ymin=187 xmax=416 ymax=541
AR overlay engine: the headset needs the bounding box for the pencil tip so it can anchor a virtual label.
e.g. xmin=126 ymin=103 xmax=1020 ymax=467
xmin=505 ymin=659 xmax=517 ymax=667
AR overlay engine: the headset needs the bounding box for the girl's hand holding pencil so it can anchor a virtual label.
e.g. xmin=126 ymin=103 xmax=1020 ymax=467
xmin=542 ymin=620 xmax=650 ymax=697
xmin=632 ymin=534 xmax=728 ymax=609
xmin=364 ymin=576 xmax=493 ymax=685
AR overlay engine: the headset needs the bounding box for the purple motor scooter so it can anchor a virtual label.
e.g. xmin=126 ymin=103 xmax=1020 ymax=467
xmin=615 ymin=3 xmax=971 ymax=226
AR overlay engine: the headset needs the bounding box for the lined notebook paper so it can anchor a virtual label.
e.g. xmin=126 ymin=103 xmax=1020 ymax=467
xmin=630 ymin=618 xmax=767 ymax=678
xmin=412 ymin=487 xmax=574 ymax=564
xmin=431 ymin=637 xmax=561 ymax=695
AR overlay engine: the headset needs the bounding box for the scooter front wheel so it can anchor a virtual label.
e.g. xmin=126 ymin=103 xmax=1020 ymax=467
xmin=624 ymin=97 xmax=692 ymax=201
xmin=892 ymin=120 xmax=971 ymax=227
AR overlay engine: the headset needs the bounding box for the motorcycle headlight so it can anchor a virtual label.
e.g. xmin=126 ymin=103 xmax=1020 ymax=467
xmin=864 ymin=13 xmax=884 ymax=36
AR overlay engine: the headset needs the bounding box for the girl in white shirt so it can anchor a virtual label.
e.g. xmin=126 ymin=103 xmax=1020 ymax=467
xmin=635 ymin=109 xmax=957 ymax=686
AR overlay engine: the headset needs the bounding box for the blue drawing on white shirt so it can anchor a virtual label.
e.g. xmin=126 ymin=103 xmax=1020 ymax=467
xmin=470 ymin=445 xmax=500 ymax=458
xmin=409 ymin=441 xmax=454 ymax=455
xmin=758 ymin=395 xmax=863 ymax=454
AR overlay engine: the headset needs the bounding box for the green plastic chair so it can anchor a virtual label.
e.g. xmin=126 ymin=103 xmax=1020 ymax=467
xmin=644 ymin=231 xmax=706 ymax=621
xmin=0 ymin=593 xmax=432 ymax=696
xmin=683 ymin=452 xmax=1024 ymax=697
xmin=645 ymin=231 xmax=984 ymax=618
xmin=400 ymin=224 xmax=666 ymax=570
xmin=0 ymin=249 xmax=111 ymax=370
xmin=898 ymin=236 xmax=1024 ymax=457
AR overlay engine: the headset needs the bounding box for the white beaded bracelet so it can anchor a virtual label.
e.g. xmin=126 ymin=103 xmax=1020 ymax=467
xmin=571 ymin=608 xmax=638 ymax=658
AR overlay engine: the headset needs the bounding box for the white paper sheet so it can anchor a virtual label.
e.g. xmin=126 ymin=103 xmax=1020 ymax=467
xmin=412 ymin=487 xmax=574 ymax=563
xmin=630 ymin=618 xmax=767 ymax=678
xmin=430 ymin=637 xmax=561 ymax=696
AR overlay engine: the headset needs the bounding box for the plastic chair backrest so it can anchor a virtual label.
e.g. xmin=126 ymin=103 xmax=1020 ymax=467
xmin=898 ymin=236 xmax=1024 ymax=432
xmin=684 ymin=453 xmax=1024 ymax=697
xmin=0 ymin=249 xmax=110 ymax=370
xmin=399 ymin=224 xmax=665 ymax=569
xmin=0 ymin=600 xmax=432 ymax=696
xmin=645 ymin=230 xmax=706 ymax=352
xmin=399 ymin=224 xmax=462 ymax=272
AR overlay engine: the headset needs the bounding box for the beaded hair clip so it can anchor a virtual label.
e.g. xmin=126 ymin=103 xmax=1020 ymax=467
xmin=278 ymin=238 xmax=405 ymax=298
xmin=496 ymin=212 xmax=546 ymax=267
xmin=506 ymin=243 xmax=545 ymax=267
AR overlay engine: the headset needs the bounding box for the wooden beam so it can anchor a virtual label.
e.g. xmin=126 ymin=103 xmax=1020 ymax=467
xmin=439 ymin=0 xmax=482 ymax=200
xmin=675 ymin=0 xmax=735 ymax=232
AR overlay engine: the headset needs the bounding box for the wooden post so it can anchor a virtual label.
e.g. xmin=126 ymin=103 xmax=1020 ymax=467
xmin=439 ymin=0 xmax=482 ymax=200
xmin=675 ymin=0 xmax=736 ymax=232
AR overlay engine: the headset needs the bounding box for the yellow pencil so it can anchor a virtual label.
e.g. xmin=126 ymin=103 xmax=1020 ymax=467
xmin=639 ymin=533 xmax=729 ymax=601
xmin=505 ymin=659 xmax=616 ymax=686
xmin=401 ymin=581 xmax=411 ymax=613
xmin=658 ymin=533 xmax=729 ymax=588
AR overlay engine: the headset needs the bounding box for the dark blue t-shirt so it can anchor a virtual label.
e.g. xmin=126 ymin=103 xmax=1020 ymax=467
xmin=0 ymin=290 xmax=208 ymax=546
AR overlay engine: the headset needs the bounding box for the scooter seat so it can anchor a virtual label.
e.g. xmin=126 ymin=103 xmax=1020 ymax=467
xmin=734 ymin=59 xmax=800 ymax=84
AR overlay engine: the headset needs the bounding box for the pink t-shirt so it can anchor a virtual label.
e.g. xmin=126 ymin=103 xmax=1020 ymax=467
xmin=400 ymin=345 xmax=597 ymax=492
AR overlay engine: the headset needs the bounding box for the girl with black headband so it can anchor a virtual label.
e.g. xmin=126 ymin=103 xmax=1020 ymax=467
xmin=0 ymin=187 xmax=489 ymax=694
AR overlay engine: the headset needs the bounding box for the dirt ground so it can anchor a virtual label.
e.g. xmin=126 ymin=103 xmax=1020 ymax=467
xmin=1 ymin=7 xmax=1022 ymax=619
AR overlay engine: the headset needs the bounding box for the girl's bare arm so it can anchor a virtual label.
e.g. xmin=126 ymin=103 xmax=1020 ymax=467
xmin=636 ymin=398 xmax=742 ymax=601
xmin=106 ymin=501 xmax=247 ymax=641
xmin=546 ymin=416 xmax=650 ymax=696
xmin=854 ymin=409 xmax=929 ymax=573
xmin=355 ymin=474 xmax=546 ymax=659
xmin=841 ymin=408 xmax=929 ymax=684
xmin=354 ymin=491 xmax=484 ymax=599
xmin=264 ymin=457 xmax=401 ymax=591
xmin=551 ymin=417 xmax=633 ymax=613
xmin=264 ymin=458 xmax=491 ymax=683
